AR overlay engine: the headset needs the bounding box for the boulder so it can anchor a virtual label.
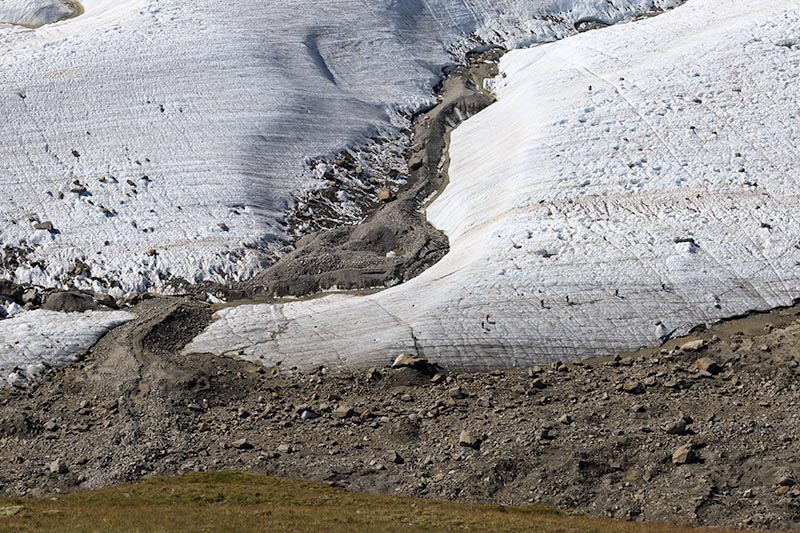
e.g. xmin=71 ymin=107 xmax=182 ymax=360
xmin=459 ymin=430 xmax=480 ymax=450
xmin=695 ymin=357 xmax=721 ymax=374
xmin=672 ymin=444 xmax=697 ymax=465
xmin=392 ymin=353 xmax=429 ymax=369
xmin=681 ymin=340 xmax=707 ymax=352
xmin=42 ymin=291 xmax=100 ymax=313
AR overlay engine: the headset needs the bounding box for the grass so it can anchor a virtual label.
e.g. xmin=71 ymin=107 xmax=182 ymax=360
xmin=0 ymin=472 xmax=733 ymax=532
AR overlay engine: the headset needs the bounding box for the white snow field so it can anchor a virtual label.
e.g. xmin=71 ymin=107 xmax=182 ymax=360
xmin=0 ymin=309 xmax=133 ymax=385
xmin=0 ymin=0 xmax=680 ymax=297
xmin=187 ymin=0 xmax=800 ymax=369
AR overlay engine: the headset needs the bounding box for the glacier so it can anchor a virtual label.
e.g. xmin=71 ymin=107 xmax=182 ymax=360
xmin=187 ymin=0 xmax=800 ymax=369
xmin=0 ymin=0 xmax=680 ymax=297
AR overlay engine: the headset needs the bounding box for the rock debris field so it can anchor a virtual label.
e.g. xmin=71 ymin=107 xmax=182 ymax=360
xmin=1 ymin=297 xmax=800 ymax=530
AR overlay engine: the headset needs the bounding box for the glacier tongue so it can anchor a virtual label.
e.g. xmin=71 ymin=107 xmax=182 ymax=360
xmin=0 ymin=0 xmax=679 ymax=295
xmin=186 ymin=0 xmax=800 ymax=369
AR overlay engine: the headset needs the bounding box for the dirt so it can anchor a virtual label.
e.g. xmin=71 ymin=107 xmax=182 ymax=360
xmin=0 ymin=299 xmax=799 ymax=530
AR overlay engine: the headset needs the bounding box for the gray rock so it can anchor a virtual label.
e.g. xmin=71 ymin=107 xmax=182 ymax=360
xmin=333 ymin=405 xmax=355 ymax=419
xmin=386 ymin=450 xmax=404 ymax=464
xmin=448 ymin=386 xmax=466 ymax=399
xmin=233 ymin=438 xmax=253 ymax=450
xmin=622 ymin=381 xmax=645 ymax=394
xmin=300 ymin=410 xmax=319 ymax=420
xmin=34 ymin=221 xmax=55 ymax=232
xmin=21 ymin=289 xmax=39 ymax=305
xmin=49 ymin=459 xmax=69 ymax=475
xmin=664 ymin=416 xmax=693 ymax=435
xmin=42 ymin=291 xmax=100 ymax=313
xmin=459 ymin=430 xmax=480 ymax=449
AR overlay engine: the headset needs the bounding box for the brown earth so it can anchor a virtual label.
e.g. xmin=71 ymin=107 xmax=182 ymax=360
xmin=2 ymin=299 xmax=800 ymax=530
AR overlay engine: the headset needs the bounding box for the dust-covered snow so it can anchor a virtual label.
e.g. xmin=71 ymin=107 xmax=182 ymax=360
xmin=187 ymin=0 xmax=800 ymax=369
xmin=0 ymin=0 xmax=680 ymax=297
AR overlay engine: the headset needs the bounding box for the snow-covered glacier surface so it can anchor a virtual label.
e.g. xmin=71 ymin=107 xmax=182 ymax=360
xmin=188 ymin=0 xmax=800 ymax=369
xmin=0 ymin=0 xmax=680 ymax=296
xmin=0 ymin=309 xmax=133 ymax=385
xmin=0 ymin=0 xmax=78 ymax=28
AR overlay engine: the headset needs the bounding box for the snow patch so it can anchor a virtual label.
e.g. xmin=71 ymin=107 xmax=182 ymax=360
xmin=0 ymin=309 xmax=133 ymax=385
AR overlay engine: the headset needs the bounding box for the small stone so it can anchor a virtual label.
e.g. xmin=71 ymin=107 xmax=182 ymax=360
xmin=695 ymin=357 xmax=721 ymax=374
xmin=672 ymin=444 xmax=697 ymax=465
xmin=300 ymin=410 xmax=319 ymax=420
xmin=459 ymin=430 xmax=480 ymax=450
xmin=681 ymin=340 xmax=707 ymax=352
xmin=558 ymin=414 xmax=573 ymax=425
xmin=377 ymin=188 xmax=393 ymax=202
xmin=233 ymin=438 xmax=253 ymax=450
xmin=196 ymin=422 xmax=210 ymax=432
xmin=528 ymin=366 xmax=544 ymax=377
xmin=448 ymin=386 xmax=465 ymax=399
xmin=21 ymin=289 xmax=39 ymax=304
xmin=622 ymin=381 xmax=645 ymax=395
xmin=34 ymin=221 xmax=55 ymax=232
xmin=333 ymin=405 xmax=355 ymax=419
xmin=664 ymin=416 xmax=693 ymax=435
xmin=277 ymin=444 xmax=293 ymax=454
xmin=237 ymin=408 xmax=250 ymax=419
xmin=366 ymin=368 xmax=381 ymax=381
xmin=386 ymin=450 xmax=404 ymax=464
xmin=49 ymin=459 xmax=69 ymax=475
xmin=531 ymin=378 xmax=548 ymax=390
xmin=774 ymin=471 xmax=796 ymax=487
xmin=44 ymin=420 xmax=59 ymax=432
xmin=632 ymin=404 xmax=645 ymax=413
xmin=430 ymin=373 xmax=444 ymax=384
xmin=392 ymin=353 xmax=429 ymax=369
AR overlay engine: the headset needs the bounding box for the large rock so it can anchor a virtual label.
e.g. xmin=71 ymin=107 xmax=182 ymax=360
xmin=695 ymin=357 xmax=721 ymax=374
xmin=459 ymin=430 xmax=480 ymax=449
xmin=681 ymin=340 xmax=707 ymax=352
xmin=42 ymin=291 xmax=100 ymax=313
xmin=672 ymin=444 xmax=697 ymax=465
xmin=0 ymin=280 xmax=22 ymax=302
xmin=392 ymin=353 xmax=430 ymax=369
xmin=49 ymin=459 xmax=69 ymax=475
